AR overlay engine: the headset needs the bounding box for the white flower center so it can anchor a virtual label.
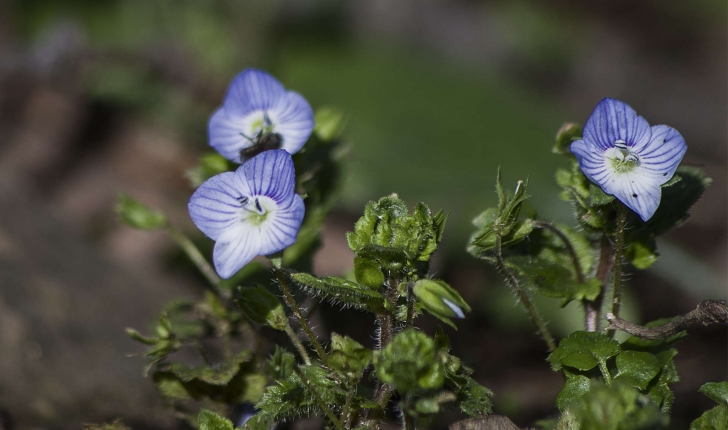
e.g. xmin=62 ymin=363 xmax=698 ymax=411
xmin=606 ymin=139 xmax=640 ymax=173
xmin=242 ymin=110 xmax=277 ymax=142
xmin=238 ymin=195 xmax=276 ymax=226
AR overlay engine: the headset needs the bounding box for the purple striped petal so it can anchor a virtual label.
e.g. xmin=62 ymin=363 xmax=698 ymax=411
xmin=583 ymin=98 xmax=651 ymax=151
xmin=607 ymin=173 xmax=662 ymax=222
xmin=271 ymin=91 xmax=315 ymax=154
xmin=209 ymin=109 xmax=253 ymax=162
xmin=238 ymin=149 xmax=297 ymax=204
xmin=636 ymin=125 xmax=687 ymax=184
xmin=223 ymin=69 xmax=286 ymax=118
xmin=188 ymin=172 xmax=245 ymax=241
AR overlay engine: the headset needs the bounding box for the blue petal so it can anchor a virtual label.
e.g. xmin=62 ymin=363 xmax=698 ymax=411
xmin=570 ymin=139 xmax=612 ymax=185
xmin=209 ymin=108 xmax=252 ymax=162
xmin=257 ymin=194 xmax=305 ymax=256
xmin=238 ymin=149 xmax=297 ymax=204
xmin=442 ymin=298 xmax=465 ymax=319
xmin=188 ymin=172 xmax=245 ymax=240
xmin=635 ymin=125 xmax=687 ymax=184
xmin=608 ymin=173 xmax=662 ymax=221
xmin=583 ymin=98 xmax=651 ymax=151
xmin=269 ymin=91 xmax=314 ymax=154
xmin=223 ymin=69 xmax=286 ymax=118
xmin=213 ymin=227 xmax=259 ymax=279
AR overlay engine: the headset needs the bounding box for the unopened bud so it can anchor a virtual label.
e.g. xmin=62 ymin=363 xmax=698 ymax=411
xmin=236 ymin=286 xmax=288 ymax=331
xmin=413 ymin=279 xmax=471 ymax=321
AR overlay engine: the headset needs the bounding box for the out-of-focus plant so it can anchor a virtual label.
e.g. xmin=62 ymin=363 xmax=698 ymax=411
xmin=117 ymin=72 xmax=726 ymax=430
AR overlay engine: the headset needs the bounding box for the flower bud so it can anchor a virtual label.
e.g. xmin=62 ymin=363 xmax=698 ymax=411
xmin=413 ymin=279 xmax=471 ymax=321
xmin=236 ymin=286 xmax=288 ymax=331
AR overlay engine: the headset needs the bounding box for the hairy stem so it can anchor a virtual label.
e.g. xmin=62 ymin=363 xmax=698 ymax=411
xmin=283 ymin=322 xmax=311 ymax=365
xmin=494 ymin=236 xmax=556 ymax=351
xmin=406 ymin=281 xmax=415 ymax=328
xmin=168 ymin=226 xmax=226 ymax=298
xmin=607 ymin=300 xmax=728 ymax=340
xmin=586 ymin=235 xmax=613 ymax=332
xmin=598 ymin=360 xmax=612 ymax=385
xmin=342 ymin=381 xmax=357 ymax=429
xmin=608 ymin=204 xmax=627 ymax=338
xmin=274 ymin=269 xmax=328 ymax=366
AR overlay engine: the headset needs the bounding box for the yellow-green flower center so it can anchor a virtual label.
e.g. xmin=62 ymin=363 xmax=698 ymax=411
xmin=608 ymin=140 xmax=640 ymax=173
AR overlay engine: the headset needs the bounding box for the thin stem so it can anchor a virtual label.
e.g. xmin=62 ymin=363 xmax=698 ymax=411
xmin=167 ymin=226 xmax=226 ymax=298
xmin=274 ymin=269 xmax=329 ymax=366
xmin=606 ymin=300 xmax=728 ymax=340
xmin=608 ymin=204 xmax=627 ymax=338
xmin=403 ymin=397 xmax=415 ymax=430
xmin=293 ymin=366 xmax=344 ymax=430
xmin=598 ymin=360 xmax=612 ymax=385
xmin=405 ymin=281 xmax=415 ymax=328
xmin=342 ymin=381 xmax=357 ymax=429
xmin=533 ymin=221 xmax=585 ymax=284
xmin=494 ymin=236 xmax=556 ymax=351
xmin=586 ymin=235 xmax=613 ymax=332
xmin=283 ymin=322 xmax=312 ymax=365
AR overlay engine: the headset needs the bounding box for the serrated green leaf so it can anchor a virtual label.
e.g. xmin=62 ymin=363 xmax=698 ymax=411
xmin=587 ymin=183 xmax=615 ymax=206
xmin=236 ymin=286 xmax=288 ymax=330
xmin=549 ymin=331 xmax=620 ymax=372
xmin=241 ymin=413 xmax=275 ymax=430
xmin=116 ymin=194 xmax=167 ymax=230
xmin=152 ymin=371 xmax=198 ymax=400
xmin=328 ymin=333 xmax=372 ymax=378
xmin=576 ymin=382 xmax=668 ymax=430
xmin=556 ymin=374 xmax=591 ymax=411
xmin=374 ymin=329 xmax=444 ymax=393
xmin=455 ymin=375 xmax=494 ymax=417
xmin=615 ymin=351 xmax=661 ymax=390
xmin=290 ymin=272 xmax=386 ymax=312
xmin=157 ymin=352 xmax=252 ymax=386
xmin=690 ymin=404 xmax=728 ymax=430
xmin=700 ymin=382 xmax=728 ymax=405
xmin=198 ymin=409 xmax=234 ymax=430
xmin=504 ymin=257 xmax=598 ymax=306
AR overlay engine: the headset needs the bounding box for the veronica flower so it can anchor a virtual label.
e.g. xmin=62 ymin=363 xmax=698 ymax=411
xmin=188 ymin=150 xmax=305 ymax=279
xmin=570 ymin=98 xmax=687 ymax=221
xmin=209 ymin=69 xmax=314 ymax=163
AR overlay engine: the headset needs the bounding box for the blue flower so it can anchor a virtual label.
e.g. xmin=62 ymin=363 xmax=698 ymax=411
xmin=188 ymin=149 xmax=305 ymax=278
xmin=570 ymin=98 xmax=687 ymax=221
xmin=209 ymin=69 xmax=314 ymax=163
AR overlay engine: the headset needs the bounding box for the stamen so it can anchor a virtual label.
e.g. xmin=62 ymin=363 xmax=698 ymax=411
xmin=255 ymin=198 xmax=263 ymax=213
xmin=238 ymin=196 xmax=249 ymax=205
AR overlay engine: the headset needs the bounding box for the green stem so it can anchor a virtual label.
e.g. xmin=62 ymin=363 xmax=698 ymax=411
xmin=598 ymin=359 xmax=612 ymax=385
xmin=608 ymin=204 xmax=628 ymax=338
xmin=494 ymin=236 xmax=556 ymax=351
xmin=342 ymin=380 xmax=357 ymax=429
xmin=167 ymin=226 xmax=226 ymax=298
xmin=294 ymin=366 xmax=344 ymax=430
xmin=405 ymin=281 xmax=414 ymax=328
xmin=274 ymin=269 xmax=329 ymax=366
xmin=283 ymin=322 xmax=312 ymax=365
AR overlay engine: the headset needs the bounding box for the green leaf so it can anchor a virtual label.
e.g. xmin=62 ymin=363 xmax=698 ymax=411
xmin=504 ymin=257 xmax=599 ymax=306
xmin=576 ymin=382 xmax=668 ymax=430
xmin=699 ymin=382 xmax=728 ymax=405
xmin=328 ymin=333 xmax=372 ymax=378
xmin=615 ymin=351 xmax=661 ymax=390
xmin=549 ymin=331 xmax=620 ymax=372
xmin=236 ymin=286 xmax=288 ymax=330
xmin=354 ymin=257 xmax=385 ymax=289
xmin=627 ymin=240 xmax=658 ymax=270
xmin=455 ymin=375 xmax=494 ymax=417
xmin=125 ymin=328 xmax=157 ymax=345
xmin=690 ymin=404 xmax=728 ymax=430
xmin=314 ymin=107 xmax=346 ymax=141
xmin=198 ymin=409 xmax=234 ymax=430
xmin=289 ymin=272 xmax=386 ymax=312
xmin=156 ymin=351 xmax=252 ymax=386
xmin=82 ymin=420 xmax=131 ymax=430
xmin=556 ymin=374 xmax=591 ymax=411
xmin=266 ymin=346 xmax=296 ymax=381
xmin=587 ymin=184 xmax=615 ymax=206
xmin=116 ymin=194 xmax=167 ymax=230
xmin=186 ymin=152 xmax=232 ymax=188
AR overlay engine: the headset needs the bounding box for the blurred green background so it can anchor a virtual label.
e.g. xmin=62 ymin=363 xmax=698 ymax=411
xmin=0 ymin=0 xmax=725 ymax=429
